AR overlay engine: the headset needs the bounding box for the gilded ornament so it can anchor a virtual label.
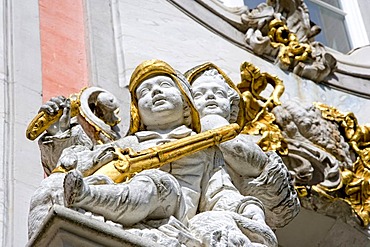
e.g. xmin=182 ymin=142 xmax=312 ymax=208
xmin=94 ymin=123 xmax=241 ymax=183
xmin=26 ymin=93 xmax=80 ymax=141
xmin=26 ymin=87 xmax=121 ymax=144
xmin=237 ymin=62 xmax=287 ymax=155
xmin=313 ymin=102 xmax=370 ymax=226
xmin=268 ymin=19 xmax=312 ymax=67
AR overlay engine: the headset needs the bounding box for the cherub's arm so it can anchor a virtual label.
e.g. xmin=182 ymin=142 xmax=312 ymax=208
xmin=36 ymin=96 xmax=93 ymax=175
xmin=220 ymin=134 xmax=267 ymax=178
xmin=55 ymin=135 xmax=139 ymax=177
xmin=200 ymin=114 xmax=267 ymax=177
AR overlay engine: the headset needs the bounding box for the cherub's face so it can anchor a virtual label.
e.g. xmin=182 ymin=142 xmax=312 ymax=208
xmin=192 ymin=76 xmax=231 ymax=120
xmin=136 ymin=75 xmax=184 ymax=128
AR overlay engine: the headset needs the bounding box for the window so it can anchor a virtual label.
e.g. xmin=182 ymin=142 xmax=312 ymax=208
xmin=243 ymin=0 xmax=264 ymax=9
xmin=243 ymin=0 xmax=369 ymax=53
xmin=306 ymin=0 xmax=351 ymax=53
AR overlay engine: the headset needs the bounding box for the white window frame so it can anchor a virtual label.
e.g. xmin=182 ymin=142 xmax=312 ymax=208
xmin=338 ymin=0 xmax=369 ymax=49
xmin=307 ymin=0 xmax=369 ymax=51
xmin=235 ymin=0 xmax=370 ymax=52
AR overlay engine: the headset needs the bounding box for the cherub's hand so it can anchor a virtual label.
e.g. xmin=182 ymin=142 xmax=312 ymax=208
xmin=39 ymin=96 xmax=71 ymax=135
xmin=241 ymin=203 xmax=265 ymax=224
xmin=93 ymin=147 xmax=119 ymax=169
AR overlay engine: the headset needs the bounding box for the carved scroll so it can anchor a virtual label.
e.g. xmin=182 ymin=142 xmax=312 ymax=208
xmin=241 ymin=0 xmax=336 ymax=82
xmin=237 ymin=61 xmax=287 ymax=155
xmin=236 ymin=62 xmax=370 ymax=226
xmin=26 ymin=87 xmax=121 ymax=144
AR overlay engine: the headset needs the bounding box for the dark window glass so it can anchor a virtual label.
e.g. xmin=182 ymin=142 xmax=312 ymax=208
xmin=243 ymin=0 xmax=265 ymax=9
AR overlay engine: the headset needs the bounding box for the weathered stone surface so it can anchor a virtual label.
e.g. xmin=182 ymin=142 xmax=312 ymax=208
xmin=28 ymin=60 xmax=299 ymax=246
xmin=276 ymin=208 xmax=370 ymax=247
xmin=27 ymin=205 xmax=160 ymax=247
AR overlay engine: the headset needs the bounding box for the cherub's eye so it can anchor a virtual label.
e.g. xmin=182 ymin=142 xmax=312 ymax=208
xmin=160 ymin=81 xmax=172 ymax=88
xmin=138 ymin=88 xmax=149 ymax=98
xmin=216 ymin=90 xmax=227 ymax=98
xmin=193 ymin=92 xmax=203 ymax=99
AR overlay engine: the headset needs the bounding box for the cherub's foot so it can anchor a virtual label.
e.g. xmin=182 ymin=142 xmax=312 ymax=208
xmin=64 ymin=170 xmax=84 ymax=207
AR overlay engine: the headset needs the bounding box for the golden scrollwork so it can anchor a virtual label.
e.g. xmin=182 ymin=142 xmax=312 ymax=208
xmin=314 ymin=102 xmax=370 ymax=226
xmin=268 ymin=19 xmax=312 ymax=67
xmin=237 ymin=62 xmax=288 ymax=155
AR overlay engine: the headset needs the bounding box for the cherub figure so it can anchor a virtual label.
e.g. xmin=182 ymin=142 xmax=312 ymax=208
xmin=29 ymin=60 xmax=284 ymax=246
xmin=186 ymin=63 xmax=300 ymax=229
xmin=28 ymin=88 xmax=122 ymax=238
xmin=62 ymin=60 xmax=208 ymax=227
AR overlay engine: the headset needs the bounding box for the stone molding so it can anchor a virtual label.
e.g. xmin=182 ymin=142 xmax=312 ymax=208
xmin=27 ymin=205 xmax=160 ymax=247
xmin=167 ymin=0 xmax=370 ymax=98
xmin=0 ymin=0 xmax=14 ymax=246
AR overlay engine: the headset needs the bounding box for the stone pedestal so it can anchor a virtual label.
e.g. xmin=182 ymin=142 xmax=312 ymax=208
xmin=276 ymin=208 xmax=370 ymax=247
xmin=27 ymin=205 xmax=160 ymax=247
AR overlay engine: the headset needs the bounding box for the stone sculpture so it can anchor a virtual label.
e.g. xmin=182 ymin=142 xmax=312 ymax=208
xmin=185 ymin=62 xmax=300 ymax=229
xmin=230 ymin=61 xmax=370 ymax=227
xmin=27 ymin=59 xmax=303 ymax=246
xmin=241 ymin=0 xmax=336 ymax=82
xmin=272 ymin=100 xmax=352 ymax=188
xmin=28 ymin=87 xmax=122 ymax=238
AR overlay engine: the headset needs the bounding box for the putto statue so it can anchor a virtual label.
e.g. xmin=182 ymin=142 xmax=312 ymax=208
xmin=185 ymin=63 xmax=299 ymax=229
xmin=27 ymin=59 xmax=300 ymax=246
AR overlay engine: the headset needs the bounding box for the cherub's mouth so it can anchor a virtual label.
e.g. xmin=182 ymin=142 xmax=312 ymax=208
xmin=152 ymin=95 xmax=166 ymax=106
xmin=205 ymin=100 xmax=218 ymax=108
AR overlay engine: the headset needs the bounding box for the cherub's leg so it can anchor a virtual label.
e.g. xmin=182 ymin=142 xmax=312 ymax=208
xmin=64 ymin=169 xmax=184 ymax=226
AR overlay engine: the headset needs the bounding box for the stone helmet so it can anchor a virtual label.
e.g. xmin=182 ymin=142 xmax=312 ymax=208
xmin=184 ymin=62 xmax=245 ymax=128
xmin=129 ymin=59 xmax=201 ymax=134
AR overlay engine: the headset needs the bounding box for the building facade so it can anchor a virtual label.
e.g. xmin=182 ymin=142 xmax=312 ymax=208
xmin=1 ymin=0 xmax=370 ymax=246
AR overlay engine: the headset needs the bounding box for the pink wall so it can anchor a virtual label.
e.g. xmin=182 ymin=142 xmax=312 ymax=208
xmin=39 ymin=0 xmax=89 ymax=101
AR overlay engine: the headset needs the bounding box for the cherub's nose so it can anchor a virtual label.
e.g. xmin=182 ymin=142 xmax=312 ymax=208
xmin=205 ymin=91 xmax=215 ymax=100
xmin=152 ymin=86 xmax=163 ymax=97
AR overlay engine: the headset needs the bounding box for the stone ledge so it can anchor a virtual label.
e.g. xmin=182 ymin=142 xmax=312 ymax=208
xmin=168 ymin=0 xmax=370 ymax=99
xmin=27 ymin=205 xmax=161 ymax=247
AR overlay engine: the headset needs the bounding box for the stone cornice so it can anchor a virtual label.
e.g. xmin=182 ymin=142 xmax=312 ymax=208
xmin=167 ymin=0 xmax=370 ymax=99
xmin=27 ymin=205 xmax=161 ymax=247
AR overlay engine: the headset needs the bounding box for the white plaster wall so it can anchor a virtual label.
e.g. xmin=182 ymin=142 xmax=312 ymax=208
xmin=0 ymin=0 xmax=43 ymax=246
xmin=356 ymin=0 xmax=370 ymax=46
xmin=86 ymin=0 xmax=370 ymax=126
xmin=115 ymin=0 xmax=370 ymax=124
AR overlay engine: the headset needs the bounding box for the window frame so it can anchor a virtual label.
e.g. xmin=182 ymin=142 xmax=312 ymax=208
xmin=305 ymin=0 xmax=369 ymax=52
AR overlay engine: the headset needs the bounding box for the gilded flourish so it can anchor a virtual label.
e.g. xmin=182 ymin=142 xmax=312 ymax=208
xmin=26 ymin=94 xmax=80 ymax=141
xmin=236 ymin=63 xmax=370 ymax=226
xmin=237 ymin=62 xmax=288 ymax=155
xmin=26 ymin=88 xmax=121 ymax=144
xmin=268 ymin=19 xmax=312 ymax=68
xmin=314 ymin=102 xmax=370 ymax=226
xmin=94 ymin=123 xmax=241 ymax=183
